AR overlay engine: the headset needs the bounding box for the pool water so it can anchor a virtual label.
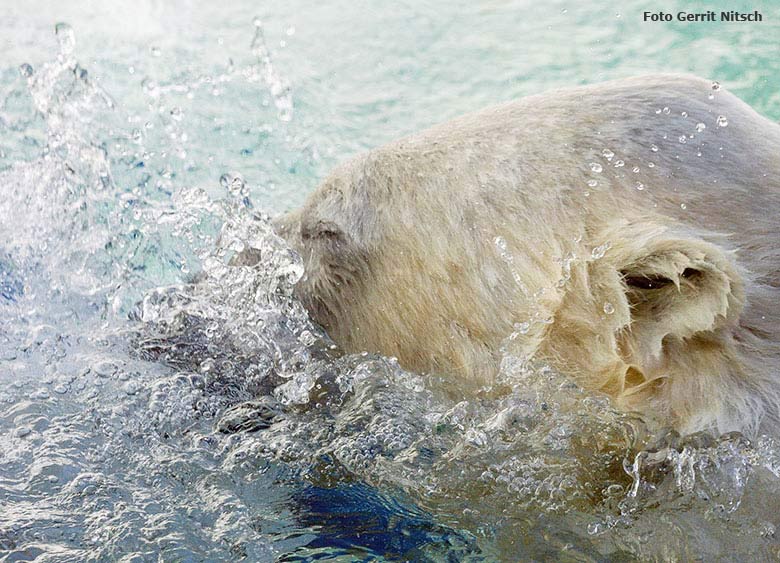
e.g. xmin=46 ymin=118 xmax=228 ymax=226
xmin=2 ymin=1 xmax=780 ymax=561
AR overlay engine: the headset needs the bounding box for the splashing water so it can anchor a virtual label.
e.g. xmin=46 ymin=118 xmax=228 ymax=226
xmin=2 ymin=21 xmax=780 ymax=563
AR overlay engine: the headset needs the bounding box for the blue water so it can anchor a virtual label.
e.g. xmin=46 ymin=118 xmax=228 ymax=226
xmin=2 ymin=2 xmax=780 ymax=561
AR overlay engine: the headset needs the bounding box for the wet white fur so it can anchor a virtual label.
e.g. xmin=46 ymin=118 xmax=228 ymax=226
xmin=273 ymin=74 xmax=780 ymax=436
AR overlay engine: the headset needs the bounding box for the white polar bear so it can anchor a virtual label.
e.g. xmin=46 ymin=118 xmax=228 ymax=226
xmin=270 ymin=74 xmax=780 ymax=436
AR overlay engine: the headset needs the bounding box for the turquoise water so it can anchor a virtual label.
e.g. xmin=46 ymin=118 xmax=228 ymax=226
xmin=2 ymin=1 xmax=780 ymax=561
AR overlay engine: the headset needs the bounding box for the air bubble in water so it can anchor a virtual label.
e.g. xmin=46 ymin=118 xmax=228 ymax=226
xmin=18 ymin=63 xmax=33 ymax=78
xmin=590 ymin=162 xmax=602 ymax=173
xmin=680 ymin=203 xmax=687 ymax=210
xmin=603 ymin=302 xmax=615 ymax=314
xmin=717 ymin=115 xmax=728 ymax=127
xmin=662 ymin=107 xmax=670 ymax=115
xmin=678 ymin=136 xmax=687 ymax=144
xmin=696 ymin=122 xmax=706 ymax=132
xmin=650 ymin=144 xmax=658 ymax=152
xmin=587 ymin=179 xmax=598 ymax=187
xmin=635 ymin=182 xmax=644 ymax=191
xmin=601 ymin=149 xmax=615 ymax=161
xmin=632 ymin=166 xmax=640 ymax=173
xmin=614 ymin=160 xmax=624 ymax=167
xmin=681 ymin=111 xmax=688 ymax=118
xmin=150 ymin=46 xmax=162 ymax=57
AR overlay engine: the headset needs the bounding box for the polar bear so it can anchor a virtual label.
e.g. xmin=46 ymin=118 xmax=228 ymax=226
xmin=267 ymin=74 xmax=780 ymax=436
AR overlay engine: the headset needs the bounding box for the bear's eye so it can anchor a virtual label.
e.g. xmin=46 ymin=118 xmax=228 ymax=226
xmin=301 ymin=220 xmax=343 ymax=241
xmin=621 ymin=268 xmax=700 ymax=290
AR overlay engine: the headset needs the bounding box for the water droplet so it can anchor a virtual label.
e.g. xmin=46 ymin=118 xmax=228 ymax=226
xmin=681 ymin=111 xmax=688 ymax=118
xmin=601 ymin=149 xmax=615 ymax=161
xmin=253 ymin=16 xmax=263 ymax=27
xmin=632 ymin=166 xmax=640 ymax=173
xmin=711 ymin=81 xmax=721 ymax=91
xmin=662 ymin=107 xmax=671 ymax=115
xmin=286 ymin=26 xmax=296 ymax=36
xmin=123 ymin=381 xmax=141 ymax=395
xmin=93 ymin=361 xmax=117 ymax=378
xmin=220 ymin=172 xmax=248 ymax=200
xmin=717 ymin=115 xmax=728 ymax=127
xmin=603 ymin=302 xmax=615 ymax=314
xmin=590 ymin=162 xmax=602 ymax=173
xmin=494 ymin=236 xmax=507 ymax=251
xmin=18 ymin=63 xmax=33 ymax=78
xmin=613 ymin=160 xmax=624 ymax=167
xmin=696 ymin=122 xmax=706 ymax=132
xmin=150 ymin=46 xmax=162 ymax=57
xmin=15 ymin=427 xmax=32 ymax=438
xmin=514 ymin=322 xmax=531 ymax=335
xmin=30 ymin=389 xmax=50 ymax=400
xmin=678 ymin=135 xmax=687 ymax=144
xmin=54 ymin=23 xmax=76 ymax=55
xmin=635 ymin=182 xmax=644 ymax=191
xmin=53 ymin=384 xmax=69 ymax=394
xmin=680 ymin=203 xmax=687 ymax=210
xmin=648 ymin=162 xmax=655 ymax=168
xmin=142 ymin=79 xmax=159 ymax=98
xmin=591 ymin=242 xmax=611 ymax=259
xmin=170 ymin=107 xmax=183 ymax=121
xmin=587 ymin=179 xmax=598 ymax=187
xmin=650 ymin=144 xmax=659 ymax=152
xmin=73 ymin=65 xmax=88 ymax=81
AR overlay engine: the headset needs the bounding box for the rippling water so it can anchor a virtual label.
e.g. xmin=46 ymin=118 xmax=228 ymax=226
xmin=2 ymin=2 xmax=780 ymax=561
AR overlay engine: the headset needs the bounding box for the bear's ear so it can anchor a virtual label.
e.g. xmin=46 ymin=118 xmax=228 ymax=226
xmin=615 ymin=231 xmax=744 ymax=361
